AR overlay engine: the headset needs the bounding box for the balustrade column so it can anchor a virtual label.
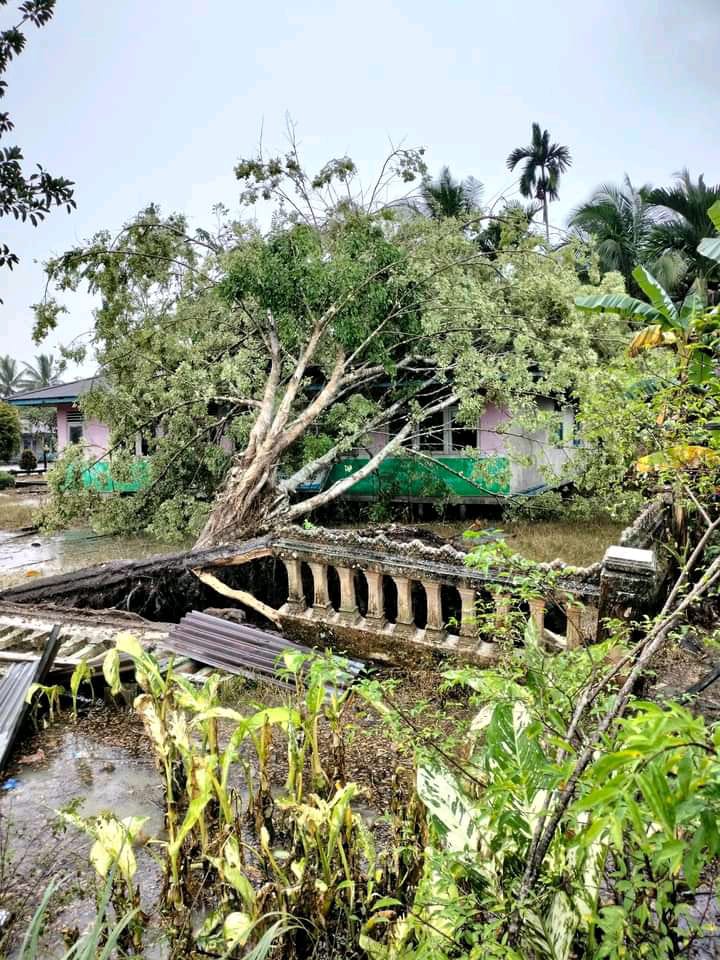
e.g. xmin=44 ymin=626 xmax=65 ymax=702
xmin=458 ymin=586 xmax=478 ymax=640
xmin=308 ymin=561 xmax=333 ymax=616
xmin=422 ymin=580 xmax=446 ymax=644
xmin=528 ymin=597 xmax=545 ymax=640
xmin=282 ymin=557 xmax=306 ymax=614
xmin=364 ymin=570 xmax=386 ymax=628
xmin=565 ymin=601 xmax=583 ymax=650
xmin=336 ymin=566 xmax=360 ymax=625
xmin=392 ymin=576 xmax=416 ymax=638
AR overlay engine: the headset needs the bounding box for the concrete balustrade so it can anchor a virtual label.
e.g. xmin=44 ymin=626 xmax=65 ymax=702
xmin=278 ymin=551 xmax=591 ymax=661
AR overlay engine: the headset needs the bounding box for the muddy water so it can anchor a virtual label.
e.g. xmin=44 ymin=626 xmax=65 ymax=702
xmin=0 ymin=708 xmax=167 ymax=958
xmin=0 ymin=528 xmax=185 ymax=589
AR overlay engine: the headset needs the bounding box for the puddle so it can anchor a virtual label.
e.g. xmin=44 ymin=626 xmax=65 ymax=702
xmin=0 ymin=708 xmax=167 ymax=958
xmin=0 ymin=527 xmax=184 ymax=588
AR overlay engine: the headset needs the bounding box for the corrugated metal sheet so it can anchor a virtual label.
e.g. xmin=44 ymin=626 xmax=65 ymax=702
xmin=165 ymin=612 xmax=363 ymax=689
xmin=0 ymin=626 xmax=61 ymax=774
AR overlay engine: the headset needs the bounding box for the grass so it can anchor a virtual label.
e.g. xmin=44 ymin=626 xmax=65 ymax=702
xmin=424 ymin=518 xmax=624 ymax=566
xmin=0 ymin=499 xmax=37 ymax=530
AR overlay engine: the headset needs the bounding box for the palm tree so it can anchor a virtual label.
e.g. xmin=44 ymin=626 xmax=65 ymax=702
xmin=568 ymin=176 xmax=657 ymax=295
xmin=0 ymin=355 xmax=27 ymax=397
xmin=21 ymin=352 xmax=66 ymax=390
xmin=645 ymin=170 xmax=720 ymax=294
xmin=419 ymin=166 xmax=483 ymax=220
xmin=506 ymin=122 xmax=572 ymax=242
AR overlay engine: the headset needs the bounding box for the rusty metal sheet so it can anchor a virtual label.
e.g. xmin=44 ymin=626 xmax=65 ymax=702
xmin=0 ymin=625 xmax=61 ymax=774
xmin=165 ymin=612 xmax=362 ymax=689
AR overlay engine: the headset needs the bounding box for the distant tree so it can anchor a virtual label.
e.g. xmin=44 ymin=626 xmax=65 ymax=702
xmin=0 ymin=1 xmax=75 ymax=278
xmin=568 ymin=177 xmax=658 ymax=295
xmin=0 ymin=400 xmax=20 ymax=461
xmin=507 ymin=122 xmax=571 ymax=242
xmin=0 ymin=353 xmax=25 ymax=395
xmin=645 ymin=170 xmax=720 ymax=295
xmin=418 ymin=166 xmax=483 ymax=220
xmin=22 ymin=351 xmax=66 ymax=388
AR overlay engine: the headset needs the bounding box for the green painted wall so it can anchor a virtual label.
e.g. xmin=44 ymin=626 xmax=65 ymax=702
xmin=71 ymin=460 xmax=150 ymax=493
xmin=324 ymin=455 xmax=510 ymax=498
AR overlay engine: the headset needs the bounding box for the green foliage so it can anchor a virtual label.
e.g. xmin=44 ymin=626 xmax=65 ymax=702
xmin=0 ymin=469 xmax=14 ymax=488
xmin=0 ymin=2 xmax=75 ymax=277
xmin=31 ymin=137 xmax=630 ymax=541
xmin=503 ymin=490 xmax=643 ymax=526
xmin=18 ymin=448 xmax=36 ymax=472
xmin=0 ymin=401 xmax=20 ymax=461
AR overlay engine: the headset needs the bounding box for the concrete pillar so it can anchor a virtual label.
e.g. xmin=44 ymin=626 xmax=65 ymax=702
xmin=364 ymin=569 xmax=386 ymax=628
xmin=423 ymin=580 xmax=446 ymax=644
xmin=392 ymin=576 xmax=416 ymax=638
xmin=308 ymin=561 xmax=333 ymax=616
xmin=282 ymin=557 xmax=306 ymax=615
xmin=493 ymin=591 xmax=511 ymax=630
xmin=528 ymin=597 xmax=545 ymax=640
xmin=336 ymin=566 xmax=360 ymax=625
xmin=457 ymin=586 xmax=477 ymax=640
xmin=565 ymin=601 xmax=583 ymax=650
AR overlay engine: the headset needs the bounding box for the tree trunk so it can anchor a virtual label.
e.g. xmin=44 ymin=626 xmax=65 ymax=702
xmin=0 ymin=536 xmax=273 ymax=613
xmin=196 ymin=447 xmax=289 ymax=548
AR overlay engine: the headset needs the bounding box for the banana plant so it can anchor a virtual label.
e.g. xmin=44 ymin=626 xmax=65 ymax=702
xmin=69 ymin=659 xmax=93 ymax=720
xmin=576 ymin=264 xmax=712 ymax=383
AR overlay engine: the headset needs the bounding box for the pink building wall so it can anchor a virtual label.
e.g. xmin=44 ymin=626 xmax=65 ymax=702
xmin=479 ymin=406 xmax=511 ymax=454
xmin=56 ymin=404 xmax=111 ymax=461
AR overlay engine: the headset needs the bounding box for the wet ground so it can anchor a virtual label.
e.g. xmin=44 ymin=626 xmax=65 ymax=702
xmin=0 ymin=707 xmax=166 ymax=958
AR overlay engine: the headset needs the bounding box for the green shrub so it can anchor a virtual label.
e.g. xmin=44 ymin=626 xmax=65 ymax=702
xmin=0 ymin=470 xmax=15 ymax=489
xmin=19 ymin=448 xmax=37 ymax=472
xmin=0 ymin=402 xmax=20 ymax=462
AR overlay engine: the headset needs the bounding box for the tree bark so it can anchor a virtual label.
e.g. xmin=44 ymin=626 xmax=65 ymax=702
xmin=0 ymin=536 xmax=273 ymax=612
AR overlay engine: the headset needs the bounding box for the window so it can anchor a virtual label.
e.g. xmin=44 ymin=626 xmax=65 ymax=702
xmin=417 ymin=408 xmax=445 ymax=452
xmin=450 ymin=408 xmax=478 ymax=452
xmin=69 ymin=425 xmax=83 ymax=444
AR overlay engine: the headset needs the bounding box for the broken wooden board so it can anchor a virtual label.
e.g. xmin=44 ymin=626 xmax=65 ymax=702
xmin=0 ymin=626 xmax=61 ymax=774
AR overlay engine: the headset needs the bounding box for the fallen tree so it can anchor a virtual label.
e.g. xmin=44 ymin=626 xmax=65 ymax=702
xmin=33 ymin=132 xmax=623 ymax=551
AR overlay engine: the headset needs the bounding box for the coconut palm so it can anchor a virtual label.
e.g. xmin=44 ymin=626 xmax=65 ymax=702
xmin=0 ymin=355 xmax=27 ymax=397
xmin=645 ymin=170 xmax=720 ymax=294
xmin=506 ymin=122 xmax=571 ymax=242
xmin=21 ymin=352 xmax=66 ymax=390
xmin=568 ymin=177 xmax=655 ymax=293
xmin=418 ymin=166 xmax=483 ymax=220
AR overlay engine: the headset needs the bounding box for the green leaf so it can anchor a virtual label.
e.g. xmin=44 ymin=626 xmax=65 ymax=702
xmin=707 ymin=199 xmax=720 ymax=232
xmin=631 ymin=265 xmax=678 ymax=326
xmin=698 ymin=236 xmax=720 ymax=265
xmin=102 ymin=648 xmax=122 ymax=696
xmin=688 ymin=348 xmax=715 ymax=385
xmin=574 ymin=292 xmax=664 ymax=323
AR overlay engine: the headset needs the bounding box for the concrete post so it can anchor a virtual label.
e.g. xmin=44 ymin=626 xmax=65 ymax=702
xmin=457 ymin=586 xmax=477 ymax=640
xmin=392 ymin=575 xmax=416 ymax=638
xmin=308 ymin=561 xmax=333 ymax=616
xmin=423 ymin=580 xmax=447 ymax=644
xmin=528 ymin=597 xmax=545 ymax=640
xmin=282 ymin=557 xmax=306 ymax=615
xmin=364 ymin=569 xmax=386 ymax=628
xmin=336 ymin=565 xmax=360 ymax=625
xmin=565 ymin=600 xmax=583 ymax=650
xmin=597 ymin=546 xmax=659 ymax=642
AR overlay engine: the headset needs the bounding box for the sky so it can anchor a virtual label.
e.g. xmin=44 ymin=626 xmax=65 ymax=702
xmin=0 ymin=0 xmax=718 ymax=379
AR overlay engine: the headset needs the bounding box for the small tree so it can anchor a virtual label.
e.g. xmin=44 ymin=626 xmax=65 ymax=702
xmin=0 ymin=401 xmax=20 ymax=461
